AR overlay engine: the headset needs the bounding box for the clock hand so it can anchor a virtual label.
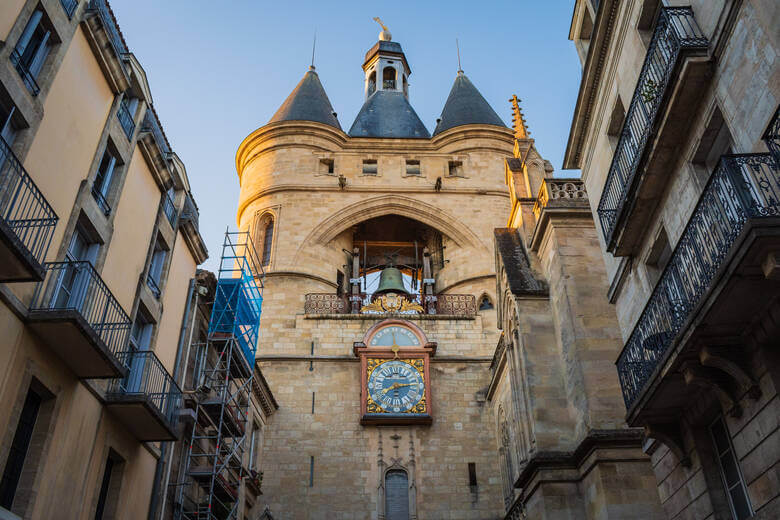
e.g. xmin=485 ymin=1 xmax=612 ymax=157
xmin=380 ymin=383 xmax=414 ymax=395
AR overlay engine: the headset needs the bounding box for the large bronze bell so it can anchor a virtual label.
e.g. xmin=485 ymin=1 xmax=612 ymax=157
xmin=374 ymin=266 xmax=408 ymax=295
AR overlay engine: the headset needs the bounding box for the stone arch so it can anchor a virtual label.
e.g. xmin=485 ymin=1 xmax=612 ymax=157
xmin=302 ymin=194 xmax=485 ymax=251
xmin=253 ymin=209 xmax=277 ymax=267
xmin=478 ymin=293 xmax=494 ymax=311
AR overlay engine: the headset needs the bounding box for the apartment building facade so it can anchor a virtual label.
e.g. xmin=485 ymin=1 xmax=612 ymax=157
xmin=0 ymin=1 xmax=207 ymax=518
xmin=566 ymin=0 xmax=779 ymax=518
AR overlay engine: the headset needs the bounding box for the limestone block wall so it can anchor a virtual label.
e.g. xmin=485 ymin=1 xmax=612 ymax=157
xmin=256 ymin=314 xmax=504 ymax=518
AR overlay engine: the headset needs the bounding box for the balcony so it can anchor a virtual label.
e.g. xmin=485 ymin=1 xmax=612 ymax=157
xmin=616 ymin=153 xmax=780 ymax=416
xmin=59 ymin=0 xmax=79 ymax=19
xmin=304 ymin=293 xmax=477 ymax=317
xmin=597 ymin=7 xmax=709 ymax=255
xmin=28 ymin=261 xmax=130 ymax=378
xmin=116 ymin=97 xmax=135 ymax=139
xmin=105 ymin=350 xmax=181 ymax=441
xmin=0 ymin=137 xmax=58 ymax=282
xmin=82 ymin=0 xmax=130 ymax=93
xmin=9 ymin=48 xmax=40 ymax=96
xmin=90 ymin=183 xmax=111 ymax=215
xmin=87 ymin=0 xmax=127 ymax=57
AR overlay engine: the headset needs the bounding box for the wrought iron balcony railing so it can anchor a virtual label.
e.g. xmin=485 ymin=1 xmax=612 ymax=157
xmin=88 ymin=0 xmax=128 ymax=57
xmin=90 ymin=183 xmax=111 ymax=215
xmin=304 ymin=292 xmax=478 ymax=317
xmin=0 ymin=136 xmax=58 ymax=271
xmin=106 ymin=349 xmax=181 ymax=429
xmin=597 ymin=7 xmax=708 ymax=246
xmin=9 ymin=49 xmax=41 ymax=96
xmin=616 ymin=153 xmax=779 ymax=409
xmin=147 ymin=272 xmax=161 ymax=299
xmin=763 ymin=105 xmax=780 ymax=165
xmin=117 ymin=97 xmax=135 ymax=139
xmin=59 ymin=0 xmax=79 ymax=19
xmin=30 ymin=261 xmax=131 ymax=359
xmin=162 ymin=192 xmax=177 ymax=228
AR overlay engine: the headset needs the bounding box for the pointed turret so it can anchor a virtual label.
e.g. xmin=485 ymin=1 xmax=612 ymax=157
xmin=432 ymin=71 xmax=506 ymax=136
xmin=348 ymin=27 xmax=430 ymax=139
xmin=268 ymin=66 xmax=341 ymax=130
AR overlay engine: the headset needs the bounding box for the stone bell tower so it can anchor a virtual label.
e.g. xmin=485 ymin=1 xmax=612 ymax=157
xmin=235 ymin=21 xmax=529 ymax=518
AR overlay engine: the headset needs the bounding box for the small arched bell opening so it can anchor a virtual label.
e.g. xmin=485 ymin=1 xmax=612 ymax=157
xmin=403 ymin=75 xmax=408 ymax=97
xmin=478 ymin=294 xmax=494 ymax=311
xmin=367 ymin=70 xmax=377 ymax=96
xmin=384 ymin=469 xmax=410 ymax=520
xmin=383 ymin=66 xmax=396 ymax=90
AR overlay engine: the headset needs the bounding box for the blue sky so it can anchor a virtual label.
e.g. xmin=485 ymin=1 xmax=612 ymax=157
xmin=110 ymin=1 xmax=582 ymax=270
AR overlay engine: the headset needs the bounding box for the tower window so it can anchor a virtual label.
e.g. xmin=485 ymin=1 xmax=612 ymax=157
xmin=478 ymin=295 xmax=493 ymax=311
xmin=362 ymin=159 xmax=378 ymax=175
xmin=406 ymin=160 xmax=420 ymax=176
xmin=448 ymin=161 xmax=463 ymax=177
xmin=385 ymin=470 xmax=409 ymax=519
xmin=319 ymin=158 xmax=334 ymax=174
xmin=383 ymin=67 xmax=396 ymax=90
xmin=262 ymin=217 xmax=274 ymax=266
xmin=367 ymin=70 xmax=376 ymax=96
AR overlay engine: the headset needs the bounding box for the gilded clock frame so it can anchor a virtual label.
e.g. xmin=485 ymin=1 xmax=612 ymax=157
xmin=355 ymin=319 xmax=435 ymax=426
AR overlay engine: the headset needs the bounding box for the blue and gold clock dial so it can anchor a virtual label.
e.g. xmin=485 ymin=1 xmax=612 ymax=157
xmin=367 ymin=360 xmax=424 ymax=413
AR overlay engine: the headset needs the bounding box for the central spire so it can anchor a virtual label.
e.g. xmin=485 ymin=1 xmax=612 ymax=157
xmin=348 ymin=23 xmax=430 ymax=138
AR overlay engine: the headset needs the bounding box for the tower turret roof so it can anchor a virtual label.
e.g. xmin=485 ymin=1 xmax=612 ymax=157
xmin=433 ymin=72 xmax=506 ymax=136
xmin=348 ymin=91 xmax=430 ymax=138
xmin=268 ymin=68 xmax=342 ymax=130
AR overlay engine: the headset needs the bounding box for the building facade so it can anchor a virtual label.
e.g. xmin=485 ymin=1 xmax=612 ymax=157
xmin=566 ymin=0 xmax=779 ymax=518
xmin=0 ymin=1 xmax=207 ymax=519
xmin=237 ymin=25 xmax=664 ymax=519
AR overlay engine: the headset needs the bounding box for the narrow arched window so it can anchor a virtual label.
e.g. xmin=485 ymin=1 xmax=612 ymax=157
xmin=479 ymin=295 xmax=493 ymax=311
xmin=261 ymin=216 xmax=274 ymax=266
xmin=385 ymin=470 xmax=409 ymax=520
xmin=367 ymin=70 xmax=376 ymax=96
xmin=383 ymin=67 xmax=396 ymax=90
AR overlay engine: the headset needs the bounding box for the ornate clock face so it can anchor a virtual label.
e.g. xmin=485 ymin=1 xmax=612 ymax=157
xmin=367 ymin=360 xmax=425 ymax=413
xmin=369 ymin=325 xmax=421 ymax=347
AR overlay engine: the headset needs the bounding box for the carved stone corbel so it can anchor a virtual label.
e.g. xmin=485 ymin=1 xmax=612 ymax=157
xmin=699 ymin=346 xmax=761 ymax=400
xmin=644 ymin=423 xmax=690 ymax=467
xmin=681 ymin=361 xmax=742 ymax=418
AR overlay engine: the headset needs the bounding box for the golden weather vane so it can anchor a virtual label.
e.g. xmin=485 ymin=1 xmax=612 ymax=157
xmin=373 ymin=17 xmax=389 ymax=32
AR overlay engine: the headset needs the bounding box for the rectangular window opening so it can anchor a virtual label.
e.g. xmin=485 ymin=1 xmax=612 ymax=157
xmin=311 ymin=392 xmax=315 ymax=414
xmin=709 ymin=416 xmax=752 ymax=520
xmin=319 ymin=158 xmax=334 ymax=174
xmin=92 ymin=145 xmax=121 ymax=215
xmin=468 ymin=462 xmax=477 ymax=487
xmin=362 ymin=159 xmax=378 ymax=175
xmin=309 ymin=456 xmax=314 ymax=487
xmin=406 ymin=160 xmax=421 ymax=176
xmin=12 ymin=9 xmax=57 ymax=95
xmin=448 ymin=160 xmax=463 ymax=177
xmin=94 ymin=450 xmax=124 ymax=520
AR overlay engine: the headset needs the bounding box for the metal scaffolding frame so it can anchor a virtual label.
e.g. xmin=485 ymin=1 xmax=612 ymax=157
xmin=176 ymin=231 xmax=263 ymax=520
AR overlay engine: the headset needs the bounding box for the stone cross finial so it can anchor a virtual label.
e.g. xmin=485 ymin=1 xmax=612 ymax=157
xmin=510 ymin=94 xmax=530 ymax=140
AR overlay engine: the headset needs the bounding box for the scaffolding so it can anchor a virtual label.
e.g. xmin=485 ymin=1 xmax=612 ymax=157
xmin=177 ymin=231 xmax=263 ymax=520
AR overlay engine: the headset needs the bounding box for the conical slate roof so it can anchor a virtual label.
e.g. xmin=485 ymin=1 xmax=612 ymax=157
xmin=348 ymin=91 xmax=430 ymax=139
xmin=433 ymin=72 xmax=506 ymax=136
xmin=268 ymin=68 xmax=341 ymax=130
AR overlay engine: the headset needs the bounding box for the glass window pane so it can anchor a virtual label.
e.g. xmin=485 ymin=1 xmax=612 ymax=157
xmin=730 ymin=486 xmax=752 ymax=520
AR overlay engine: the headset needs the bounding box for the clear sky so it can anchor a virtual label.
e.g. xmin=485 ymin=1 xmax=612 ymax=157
xmin=109 ymin=1 xmax=582 ymax=270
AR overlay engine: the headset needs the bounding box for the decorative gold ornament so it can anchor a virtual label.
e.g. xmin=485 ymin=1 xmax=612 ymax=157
xmin=360 ymin=293 xmax=424 ymax=314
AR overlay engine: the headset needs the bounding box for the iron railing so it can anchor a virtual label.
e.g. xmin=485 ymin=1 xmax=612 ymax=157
xmin=30 ymin=261 xmax=131 ymax=359
xmin=597 ymin=7 xmax=708 ymax=246
xmin=59 ymin=0 xmax=79 ymax=19
xmin=107 ymin=350 xmax=181 ymax=427
xmin=162 ymin=192 xmax=177 ymax=227
xmin=88 ymin=0 xmax=128 ymax=57
xmin=0 ymin=136 xmax=58 ymax=267
xmin=117 ymin=97 xmax=135 ymax=139
xmin=146 ymin=273 xmax=161 ymax=299
xmin=616 ymin=153 xmax=780 ymax=409
xmin=141 ymin=109 xmax=171 ymax=158
xmin=303 ymin=292 xmax=478 ymax=316
xmin=9 ymin=49 xmax=40 ymax=96
xmin=90 ymin=183 xmax=111 ymax=215
xmin=763 ymin=105 xmax=780 ymax=166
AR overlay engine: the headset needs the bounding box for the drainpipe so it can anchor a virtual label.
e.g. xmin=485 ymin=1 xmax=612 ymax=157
xmin=147 ymin=277 xmax=197 ymax=520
